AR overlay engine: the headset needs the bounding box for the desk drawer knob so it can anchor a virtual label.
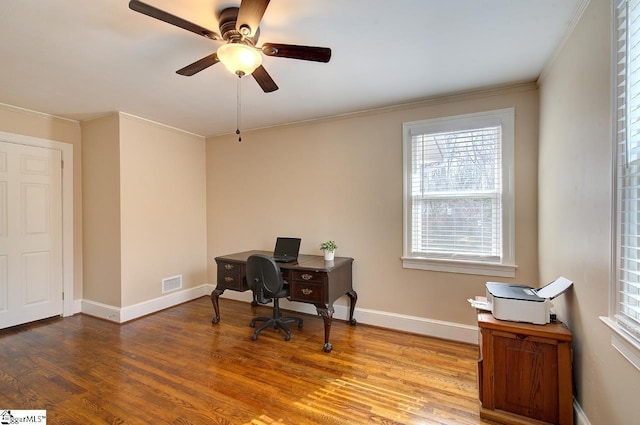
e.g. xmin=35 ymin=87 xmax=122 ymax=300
xmin=301 ymin=273 xmax=313 ymax=280
xmin=301 ymin=288 xmax=313 ymax=295
xmin=224 ymin=264 xmax=234 ymax=270
xmin=224 ymin=277 xmax=235 ymax=283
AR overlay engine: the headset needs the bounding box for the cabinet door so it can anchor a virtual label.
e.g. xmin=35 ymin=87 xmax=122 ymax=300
xmin=493 ymin=331 xmax=559 ymax=423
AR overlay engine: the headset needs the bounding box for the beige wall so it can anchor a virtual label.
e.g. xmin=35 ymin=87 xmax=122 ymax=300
xmin=538 ymin=0 xmax=640 ymax=423
xmin=82 ymin=113 xmax=207 ymax=308
xmin=206 ymin=84 xmax=539 ymax=326
xmin=81 ymin=114 xmax=122 ymax=306
xmin=119 ymin=114 xmax=207 ymax=307
xmin=0 ymin=103 xmax=83 ymax=300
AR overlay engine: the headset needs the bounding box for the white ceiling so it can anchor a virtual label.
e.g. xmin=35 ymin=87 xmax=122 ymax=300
xmin=0 ymin=0 xmax=584 ymax=138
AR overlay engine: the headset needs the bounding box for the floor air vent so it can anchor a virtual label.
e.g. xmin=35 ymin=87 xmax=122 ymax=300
xmin=162 ymin=275 xmax=182 ymax=293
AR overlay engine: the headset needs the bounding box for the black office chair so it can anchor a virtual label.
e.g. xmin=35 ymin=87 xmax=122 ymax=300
xmin=246 ymin=254 xmax=303 ymax=341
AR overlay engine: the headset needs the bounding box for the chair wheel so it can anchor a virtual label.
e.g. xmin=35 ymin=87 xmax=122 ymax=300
xmin=251 ymin=333 xmax=258 ymax=341
xmin=284 ymin=334 xmax=291 ymax=341
xmin=297 ymin=321 xmax=303 ymax=328
xmin=250 ymin=323 xmax=255 ymax=328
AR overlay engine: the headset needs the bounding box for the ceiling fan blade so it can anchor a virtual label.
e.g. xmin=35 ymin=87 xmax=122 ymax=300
xmin=236 ymin=0 xmax=270 ymax=38
xmin=261 ymin=43 xmax=331 ymax=63
xmin=129 ymin=0 xmax=220 ymax=40
xmin=252 ymin=65 xmax=278 ymax=93
xmin=176 ymin=53 xmax=220 ymax=76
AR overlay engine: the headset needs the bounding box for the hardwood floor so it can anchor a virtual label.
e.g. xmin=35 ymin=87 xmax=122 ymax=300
xmin=0 ymin=297 xmax=497 ymax=425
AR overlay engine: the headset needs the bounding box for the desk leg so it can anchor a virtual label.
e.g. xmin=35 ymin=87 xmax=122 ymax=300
xmin=210 ymin=287 xmax=225 ymax=324
xmin=347 ymin=290 xmax=358 ymax=325
xmin=315 ymin=305 xmax=335 ymax=353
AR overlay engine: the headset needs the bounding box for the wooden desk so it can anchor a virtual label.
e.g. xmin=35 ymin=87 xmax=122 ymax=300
xmin=211 ymin=250 xmax=357 ymax=352
xmin=477 ymin=310 xmax=573 ymax=425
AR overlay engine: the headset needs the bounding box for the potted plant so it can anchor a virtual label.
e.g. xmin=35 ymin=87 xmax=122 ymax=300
xmin=320 ymin=240 xmax=338 ymax=261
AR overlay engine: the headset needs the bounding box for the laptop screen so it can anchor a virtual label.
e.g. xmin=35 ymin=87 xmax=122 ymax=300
xmin=273 ymin=237 xmax=301 ymax=259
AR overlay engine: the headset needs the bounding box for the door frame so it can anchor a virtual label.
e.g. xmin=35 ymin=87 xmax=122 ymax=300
xmin=0 ymin=131 xmax=74 ymax=317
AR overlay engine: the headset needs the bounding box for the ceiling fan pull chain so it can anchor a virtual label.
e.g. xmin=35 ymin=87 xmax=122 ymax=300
xmin=236 ymin=74 xmax=242 ymax=142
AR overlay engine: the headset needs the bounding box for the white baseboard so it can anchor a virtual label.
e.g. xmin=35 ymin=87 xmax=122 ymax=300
xmin=81 ymin=284 xmax=211 ymax=323
xmin=79 ymin=284 xmax=477 ymax=343
xmin=351 ymin=306 xmax=479 ymax=344
xmin=81 ymin=299 xmax=122 ymax=322
xmin=72 ymin=299 xmax=82 ymax=315
xmin=218 ymin=289 xmax=479 ymax=345
xmin=574 ymin=398 xmax=591 ymax=425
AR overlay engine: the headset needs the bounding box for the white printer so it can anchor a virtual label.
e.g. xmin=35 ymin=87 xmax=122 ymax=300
xmin=484 ymin=277 xmax=573 ymax=325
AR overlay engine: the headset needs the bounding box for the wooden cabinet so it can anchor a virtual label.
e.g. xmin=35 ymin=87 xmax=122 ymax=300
xmin=477 ymin=311 xmax=573 ymax=425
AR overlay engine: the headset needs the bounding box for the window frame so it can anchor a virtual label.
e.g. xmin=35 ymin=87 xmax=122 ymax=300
xmin=602 ymin=0 xmax=640 ymax=371
xmin=401 ymin=108 xmax=516 ymax=277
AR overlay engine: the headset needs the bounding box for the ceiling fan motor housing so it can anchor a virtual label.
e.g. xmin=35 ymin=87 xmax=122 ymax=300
xmin=218 ymin=7 xmax=259 ymax=46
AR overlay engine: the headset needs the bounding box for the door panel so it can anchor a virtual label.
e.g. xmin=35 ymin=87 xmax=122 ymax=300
xmin=23 ymin=183 xmax=50 ymax=234
xmin=0 ymin=142 xmax=62 ymax=329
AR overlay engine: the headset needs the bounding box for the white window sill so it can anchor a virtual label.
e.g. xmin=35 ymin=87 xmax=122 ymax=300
xmin=600 ymin=316 xmax=640 ymax=371
xmin=401 ymin=257 xmax=516 ymax=278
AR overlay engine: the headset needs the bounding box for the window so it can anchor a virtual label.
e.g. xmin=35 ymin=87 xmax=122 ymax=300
xmin=402 ymin=108 xmax=515 ymax=277
xmin=602 ymin=0 xmax=640 ymax=370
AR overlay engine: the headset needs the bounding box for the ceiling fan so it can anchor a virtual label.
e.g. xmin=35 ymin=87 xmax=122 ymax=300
xmin=128 ymin=0 xmax=332 ymax=93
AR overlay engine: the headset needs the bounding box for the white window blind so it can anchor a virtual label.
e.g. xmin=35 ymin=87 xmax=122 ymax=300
xmin=410 ymin=126 xmax=502 ymax=259
xmin=612 ymin=0 xmax=640 ymax=351
xmin=402 ymin=109 xmax=515 ymax=276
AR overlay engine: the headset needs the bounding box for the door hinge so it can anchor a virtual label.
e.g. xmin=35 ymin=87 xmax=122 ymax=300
xmin=62 ymin=292 xmax=64 ymax=300
xmin=61 ymin=159 xmax=64 ymax=169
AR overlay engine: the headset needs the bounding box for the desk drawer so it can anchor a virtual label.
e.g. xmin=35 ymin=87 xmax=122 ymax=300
xmin=217 ymin=261 xmax=243 ymax=290
xmin=290 ymin=281 xmax=324 ymax=303
xmin=292 ymin=270 xmax=323 ymax=282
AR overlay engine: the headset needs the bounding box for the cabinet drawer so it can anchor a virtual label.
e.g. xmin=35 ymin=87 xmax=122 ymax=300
xmin=290 ymin=281 xmax=324 ymax=303
xmin=217 ymin=261 xmax=243 ymax=290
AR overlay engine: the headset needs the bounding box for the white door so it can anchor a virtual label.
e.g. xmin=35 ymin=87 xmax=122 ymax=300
xmin=0 ymin=142 xmax=63 ymax=329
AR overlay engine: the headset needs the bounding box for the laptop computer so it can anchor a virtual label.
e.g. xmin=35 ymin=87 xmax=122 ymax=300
xmin=272 ymin=237 xmax=301 ymax=263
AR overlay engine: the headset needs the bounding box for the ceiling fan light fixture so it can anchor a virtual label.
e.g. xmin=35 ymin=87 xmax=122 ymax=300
xmin=217 ymin=43 xmax=262 ymax=76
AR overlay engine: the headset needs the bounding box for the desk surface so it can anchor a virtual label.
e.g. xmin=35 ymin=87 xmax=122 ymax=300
xmin=215 ymin=250 xmax=353 ymax=272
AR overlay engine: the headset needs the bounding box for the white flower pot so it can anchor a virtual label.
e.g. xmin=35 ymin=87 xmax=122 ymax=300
xmin=324 ymin=250 xmax=335 ymax=261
